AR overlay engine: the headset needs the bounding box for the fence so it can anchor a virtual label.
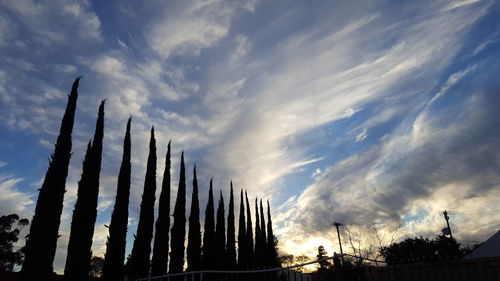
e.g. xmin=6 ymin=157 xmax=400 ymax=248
xmin=136 ymin=255 xmax=500 ymax=281
xmin=364 ymin=257 xmax=500 ymax=281
xmin=136 ymin=254 xmax=376 ymax=281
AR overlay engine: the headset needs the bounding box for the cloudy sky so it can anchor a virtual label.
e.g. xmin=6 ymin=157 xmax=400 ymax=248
xmin=1 ymin=0 xmax=500 ymax=273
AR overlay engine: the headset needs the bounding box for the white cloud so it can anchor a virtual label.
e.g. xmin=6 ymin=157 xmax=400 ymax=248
xmin=311 ymin=168 xmax=321 ymax=178
xmin=0 ymin=0 xmax=102 ymax=45
xmin=97 ymin=199 xmax=113 ymax=213
xmin=0 ymin=174 xmax=34 ymax=216
xmin=442 ymin=0 xmax=481 ymax=12
xmin=0 ymin=11 xmax=16 ymax=46
xmin=230 ymin=35 xmax=252 ymax=62
xmin=355 ymin=128 xmax=368 ymax=142
xmin=147 ymin=0 xmax=238 ymax=59
xmin=55 ymin=64 xmax=78 ymax=73
xmin=428 ymin=65 xmax=476 ymax=105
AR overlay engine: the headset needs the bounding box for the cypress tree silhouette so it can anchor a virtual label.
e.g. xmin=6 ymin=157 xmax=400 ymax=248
xmin=151 ymin=140 xmax=171 ymax=276
xmin=226 ymin=183 xmax=236 ymax=269
xmin=102 ymin=117 xmax=132 ymax=281
xmin=237 ymin=190 xmax=246 ymax=268
xmin=215 ymin=190 xmax=226 ymax=269
xmin=22 ymin=77 xmax=80 ymax=281
xmin=202 ymin=179 xmax=215 ymax=270
xmin=267 ymin=200 xmax=278 ymax=267
xmin=169 ymin=152 xmax=186 ymax=274
xmin=245 ymin=191 xmax=253 ymax=268
xmin=259 ymin=199 xmax=267 ymax=267
xmin=254 ymin=198 xmax=261 ymax=268
xmin=187 ymin=164 xmax=201 ymax=272
xmin=128 ymin=127 xmax=157 ymax=278
xmin=64 ymin=100 xmax=105 ymax=281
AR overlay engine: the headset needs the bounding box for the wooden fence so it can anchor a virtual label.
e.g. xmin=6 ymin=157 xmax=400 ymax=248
xmin=363 ymin=257 xmax=500 ymax=281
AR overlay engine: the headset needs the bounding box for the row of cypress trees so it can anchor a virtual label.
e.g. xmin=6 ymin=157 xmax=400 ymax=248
xmin=20 ymin=78 xmax=279 ymax=281
xmin=124 ymin=134 xmax=280 ymax=279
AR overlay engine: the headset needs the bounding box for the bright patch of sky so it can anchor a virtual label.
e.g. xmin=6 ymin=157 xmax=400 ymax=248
xmin=1 ymin=0 xmax=500 ymax=272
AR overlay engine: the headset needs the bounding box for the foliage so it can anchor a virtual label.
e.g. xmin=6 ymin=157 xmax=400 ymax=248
xmin=237 ymin=190 xmax=247 ymax=268
xmin=259 ymin=200 xmax=267 ymax=267
xmin=215 ymin=191 xmax=226 ymax=269
xmin=254 ymin=198 xmax=261 ymax=267
xmin=279 ymin=254 xmax=310 ymax=267
xmin=226 ymin=183 xmax=237 ymax=269
xmin=316 ymin=245 xmax=331 ymax=270
xmin=202 ymin=179 xmax=216 ymax=270
xmin=22 ymin=78 xmax=80 ymax=281
xmin=169 ymin=152 xmax=186 ymax=273
xmin=187 ymin=165 xmax=202 ymax=272
xmin=266 ymin=201 xmax=279 ymax=267
xmin=128 ymin=128 xmax=157 ymax=277
xmin=88 ymin=256 xmax=104 ymax=278
xmin=245 ymin=191 xmax=254 ymax=267
xmin=102 ymin=118 xmax=132 ymax=281
xmin=0 ymin=214 xmax=29 ymax=272
xmin=65 ymin=100 xmax=105 ymax=281
xmin=151 ymin=141 xmax=172 ymax=276
xmin=380 ymin=235 xmax=463 ymax=265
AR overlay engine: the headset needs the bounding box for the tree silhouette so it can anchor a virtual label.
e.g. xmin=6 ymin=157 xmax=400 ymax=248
xmin=237 ymin=190 xmax=246 ymax=268
xmin=151 ymin=141 xmax=172 ymax=276
xmin=0 ymin=214 xmax=29 ymax=272
xmin=102 ymin=118 xmax=132 ymax=281
xmin=254 ymin=198 xmax=261 ymax=268
xmin=22 ymin=78 xmax=80 ymax=281
xmin=267 ymin=200 xmax=279 ymax=267
xmin=64 ymin=100 xmax=105 ymax=281
xmin=316 ymin=246 xmax=331 ymax=270
xmin=245 ymin=191 xmax=253 ymax=268
xmin=215 ymin=190 xmax=226 ymax=269
xmin=380 ymin=235 xmax=462 ymax=265
xmin=169 ymin=152 xmax=186 ymax=274
xmin=259 ymin=199 xmax=267 ymax=267
xmin=128 ymin=127 xmax=157 ymax=278
xmin=202 ymin=179 xmax=216 ymax=270
xmin=226 ymin=183 xmax=236 ymax=269
xmin=187 ymin=165 xmax=201 ymax=272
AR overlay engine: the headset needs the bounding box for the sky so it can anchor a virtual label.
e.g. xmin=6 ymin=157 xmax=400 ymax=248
xmin=1 ymin=0 xmax=500 ymax=273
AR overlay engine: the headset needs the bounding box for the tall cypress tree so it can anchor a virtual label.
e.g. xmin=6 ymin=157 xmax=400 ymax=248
xmin=22 ymin=78 xmax=80 ymax=281
xmin=259 ymin=199 xmax=267 ymax=268
xmin=64 ymin=100 xmax=105 ymax=281
xmin=226 ymin=183 xmax=236 ymax=269
xmin=254 ymin=198 xmax=261 ymax=268
xmin=128 ymin=127 xmax=157 ymax=278
xmin=202 ymin=179 xmax=215 ymax=270
xmin=169 ymin=152 xmax=186 ymax=273
xmin=151 ymin=141 xmax=171 ymax=276
xmin=245 ymin=191 xmax=253 ymax=267
xmin=102 ymin=117 xmax=132 ymax=281
xmin=267 ymin=200 xmax=278 ymax=267
xmin=237 ymin=190 xmax=246 ymax=268
xmin=215 ymin=190 xmax=226 ymax=269
xmin=187 ymin=164 xmax=201 ymax=272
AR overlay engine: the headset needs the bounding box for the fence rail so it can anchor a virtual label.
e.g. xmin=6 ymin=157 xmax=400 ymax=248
xmin=136 ymin=255 xmax=500 ymax=281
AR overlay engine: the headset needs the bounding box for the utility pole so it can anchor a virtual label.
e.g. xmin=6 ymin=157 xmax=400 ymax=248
xmin=443 ymin=210 xmax=453 ymax=239
xmin=333 ymin=222 xmax=345 ymax=266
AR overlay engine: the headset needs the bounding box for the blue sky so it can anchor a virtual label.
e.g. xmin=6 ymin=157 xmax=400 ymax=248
xmin=1 ymin=0 xmax=500 ymax=272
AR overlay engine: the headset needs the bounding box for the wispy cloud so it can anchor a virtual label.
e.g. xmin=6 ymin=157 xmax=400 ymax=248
xmin=280 ymin=89 xmax=500 ymax=255
xmin=0 ymin=174 xmax=33 ymax=216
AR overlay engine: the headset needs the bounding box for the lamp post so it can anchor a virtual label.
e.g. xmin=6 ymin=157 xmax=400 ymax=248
xmin=333 ymin=222 xmax=344 ymax=266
